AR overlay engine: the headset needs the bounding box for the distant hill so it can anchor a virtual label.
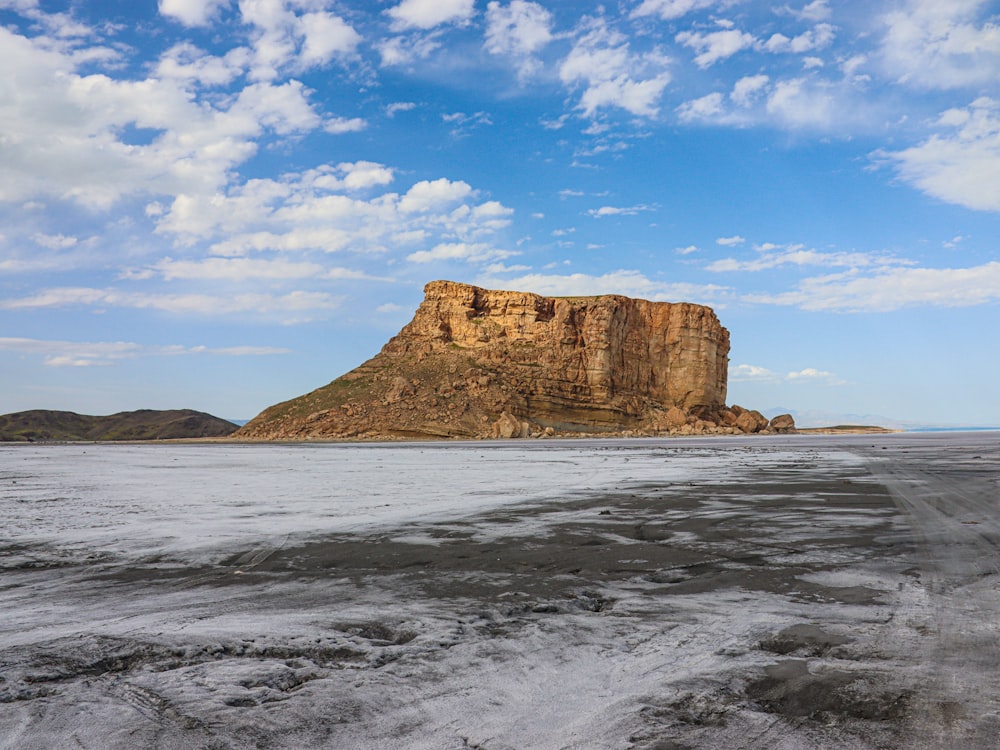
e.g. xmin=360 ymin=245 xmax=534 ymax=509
xmin=0 ymin=409 xmax=239 ymax=442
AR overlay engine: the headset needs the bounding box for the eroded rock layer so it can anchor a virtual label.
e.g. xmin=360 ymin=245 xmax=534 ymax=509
xmin=237 ymin=281 xmax=788 ymax=440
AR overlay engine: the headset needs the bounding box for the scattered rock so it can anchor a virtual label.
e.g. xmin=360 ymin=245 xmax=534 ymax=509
xmin=384 ymin=377 xmax=415 ymax=405
xmin=735 ymin=408 xmax=769 ymax=434
xmin=768 ymin=413 xmax=797 ymax=434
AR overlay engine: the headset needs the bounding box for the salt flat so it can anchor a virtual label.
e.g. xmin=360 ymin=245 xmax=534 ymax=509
xmin=1 ymin=434 xmax=998 ymax=749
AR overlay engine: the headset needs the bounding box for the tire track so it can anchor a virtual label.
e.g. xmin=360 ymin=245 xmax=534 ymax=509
xmin=859 ymin=442 xmax=1000 ymax=749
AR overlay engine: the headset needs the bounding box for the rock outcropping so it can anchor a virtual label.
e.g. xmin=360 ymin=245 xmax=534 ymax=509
xmin=237 ymin=281 xmax=793 ymax=440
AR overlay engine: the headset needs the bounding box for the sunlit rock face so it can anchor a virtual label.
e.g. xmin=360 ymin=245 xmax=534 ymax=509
xmin=237 ymin=280 xmax=737 ymax=440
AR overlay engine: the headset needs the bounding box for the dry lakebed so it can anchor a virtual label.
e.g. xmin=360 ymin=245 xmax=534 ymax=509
xmin=1 ymin=433 xmax=999 ymax=749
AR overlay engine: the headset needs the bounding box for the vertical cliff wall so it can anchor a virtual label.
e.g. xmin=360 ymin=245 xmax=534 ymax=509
xmin=384 ymin=280 xmax=728 ymax=412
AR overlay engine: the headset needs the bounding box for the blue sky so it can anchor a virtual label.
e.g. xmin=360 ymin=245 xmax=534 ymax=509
xmin=1 ymin=0 xmax=999 ymax=426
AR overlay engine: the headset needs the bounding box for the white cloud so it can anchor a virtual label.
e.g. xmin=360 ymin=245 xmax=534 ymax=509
xmin=473 ymin=269 xmax=732 ymax=305
xmin=406 ymin=242 xmax=516 ymax=264
xmin=155 ymin=43 xmax=248 ymax=86
xmin=324 ymin=116 xmax=367 ymax=134
xmin=716 ymin=235 xmax=745 ymax=246
xmin=239 ymin=0 xmax=360 ymax=81
xmin=730 ymin=364 xmax=780 ymax=382
xmin=386 ymin=101 xmax=417 ymax=117
xmin=675 ymin=245 xmax=699 ymax=255
xmin=559 ymin=18 xmax=671 ymax=117
xmin=731 ymin=362 xmax=843 ymax=385
xmin=765 ymin=77 xmax=837 ymax=129
xmin=0 ymin=336 xmax=288 ymax=367
xmin=880 ymin=0 xmax=1000 ymax=89
xmin=676 ymin=92 xmax=731 ymax=124
xmin=386 ymin=0 xmax=475 ymax=31
xmin=785 ymin=1 xmax=831 ymax=22
xmin=485 ymin=1 xmax=553 ymax=78
xmin=878 ymin=97 xmax=1000 ymax=212
xmin=0 ymin=28 xmax=325 ymax=209
xmin=377 ymin=32 xmax=443 ymax=66
xmin=787 ymin=367 xmax=841 ymax=382
xmin=32 ymin=232 xmax=78 ymax=249
xmin=153 ymin=164 xmax=510 ymax=264
xmin=731 ymin=74 xmax=770 ymax=107
xmin=747 ymin=261 xmax=1000 ymax=312
xmin=399 ymin=178 xmax=474 ymax=213
xmin=337 ymin=162 xmax=395 ymax=190
xmin=375 ymin=303 xmax=405 ymax=313
xmin=631 ymin=0 xmax=717 ymax=21
xmin=587 ymin=204 xmax=654 ymax=217
xmin=152 ymin=257 xmax=325 ymax=281
xmin=443 ymin=111 xmax=493 ymax=137
xmin=676 ymin=28 xmax=756 ymax=68
xmin=159 ymin=0 xmax=230 ymax=27
xmin=707 ymin=244 xmax=906 ymax=272
xmin=761 ymin=23 xmax=835 ymax=54
xmin=0 ymin=287 xmax=342 ymax=316
xmin=298 ymin=11 xmax=362 ymax=67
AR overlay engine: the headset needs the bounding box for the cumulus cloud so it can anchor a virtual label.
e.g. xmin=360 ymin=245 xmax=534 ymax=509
xmin=158 ymin=0 xmax=230 ymax=27
xmin=324 ymin=116 xmax=367 ymax=134
xmin=239 ymin=0 xmax=361 ymax=80
xmin=0 ymin=29 xmax=325 ymax=208
xmin=676 ymin=92 xmax=727 ymax=123
xmin=764 ymin=77 xmax=837 ymax=129
xmin=386 ymin=0 xmax=475 ymax=31
xmin=760 ymin=23 xmax=835 ymax=54
xmin=746 ymin=261 xmax=1000 ymax=312
xmin=485 ymin=0 xmax=553 ymax=78
xmin=559 ymin=18 xmax=672 ymax=117
xmin=878 ymin=97 xmax=1000 ymax=212
xmin=880 ymin=0 xmax=1000 ymax=89
xmin=676 ymin=27 xmax=756 ymax=68
xmin=151 ymin=164 xmax=511 ymax=269
xmin=731 ymin=74 xmax=770 ymax=106
xmin=155 ymin=43 xmax=248 ymax=86
xmin=398 ymin=178 xmax=474 ymax=213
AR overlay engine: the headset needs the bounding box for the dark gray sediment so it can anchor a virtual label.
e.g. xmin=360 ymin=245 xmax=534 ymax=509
xmin=1 ymin=434 xmax=998 ymax=749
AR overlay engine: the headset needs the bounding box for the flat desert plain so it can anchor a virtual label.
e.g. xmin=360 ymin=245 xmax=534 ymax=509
xmin=1 ymin=433 xmax=998 ymax=749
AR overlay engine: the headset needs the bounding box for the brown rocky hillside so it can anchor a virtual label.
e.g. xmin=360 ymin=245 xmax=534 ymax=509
xmin=237 ymin=281 xmax=794 ymax=440
xmin=0 ymin=409 xmax=239 ymax=442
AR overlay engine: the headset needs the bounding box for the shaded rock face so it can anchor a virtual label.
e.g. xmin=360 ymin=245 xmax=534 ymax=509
xmin=237 ymin=280 xmax=738 ymax=440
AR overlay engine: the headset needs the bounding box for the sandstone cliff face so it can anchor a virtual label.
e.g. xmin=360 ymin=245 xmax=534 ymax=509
xmin=385 ymin=281 xmax=728 ymax=413
xmin=237 ymin=281 xmax=785 ymax=440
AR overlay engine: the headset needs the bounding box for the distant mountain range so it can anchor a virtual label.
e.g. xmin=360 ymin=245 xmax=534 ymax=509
xmin=0 ymin=409 xmax=239 ymax=442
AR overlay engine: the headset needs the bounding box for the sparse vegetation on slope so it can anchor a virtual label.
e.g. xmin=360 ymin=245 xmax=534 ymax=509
xmin=0 ymin=409 xmax=239 ymax=442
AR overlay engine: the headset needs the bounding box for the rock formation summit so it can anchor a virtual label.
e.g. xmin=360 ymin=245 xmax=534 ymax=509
xmin=237 ymin=280 xmax=792 ymax=440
